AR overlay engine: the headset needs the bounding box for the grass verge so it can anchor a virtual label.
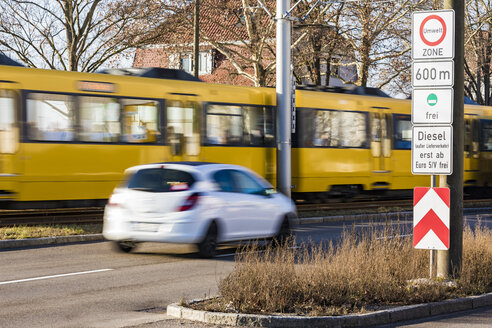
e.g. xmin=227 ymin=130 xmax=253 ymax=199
xmin=191 ymin=222 xmax=492 ymax=316
xmin=0 ymin=224 xmax=102 ymax=240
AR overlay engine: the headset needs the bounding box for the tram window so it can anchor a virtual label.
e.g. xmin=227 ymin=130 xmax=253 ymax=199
xmin=465 ymin=120 xmax=471 ymax=155
xmin=243 ymin=106 xmax=275 ymax=147
xmin=167 ymin=104 xmax=195 ymax=138
xmin=473 ymin=119 xmax=480 ymax=143
xmin=166 ymin=101 xmax=201 ymax=156
xmin=27 ymin=93 xmax=75 ymax=142
xmin=472 ymin=119 xmax=480 ymax=156
xmin=393 ymin=114 xmax=411 ymax=149
xmin=296 ymin=108 xmax=313 ymax=147
xmin=122 ymin=99 xmax=160 ymax=143
xmin=296 ymin=108 xmax=339 ymax=147
xmin=79 ymin=96 xmax=121 ymax=142
xmin=480 ymin=120 xmax=492 ymax=151
xmin=297 ymin=108 xmax=367 ymax=148
xmin=206 ymin=104 xmax=243 ymax=145
xmin=339 ymin=111 xmax=367 ymax=148
xmin=371 ymin=114 xmax=381 ymax=142
xmin=0 ymin=89 xmax=17 ymax=153
xmin=312 ymin=110 xmax=340 ymax=147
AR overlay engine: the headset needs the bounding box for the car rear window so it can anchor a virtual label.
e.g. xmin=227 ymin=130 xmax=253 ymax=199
xmin=125 ymin=168 xmax=196 ymax=192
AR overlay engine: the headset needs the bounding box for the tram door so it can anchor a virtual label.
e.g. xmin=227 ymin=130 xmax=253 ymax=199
xmin=370 ymin=108 xmax=392 ymax=187
xmin=0 ymin=85 xmax=21 ymax=198
xmin=464 ymin=117 xmax=480 ymax=174
xmin=166 ymin=100 xmax=201 ymax=162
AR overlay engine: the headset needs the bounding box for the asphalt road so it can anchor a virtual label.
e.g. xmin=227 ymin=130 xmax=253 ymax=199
xmin=0 ymin=216 xmax=490 ymax=328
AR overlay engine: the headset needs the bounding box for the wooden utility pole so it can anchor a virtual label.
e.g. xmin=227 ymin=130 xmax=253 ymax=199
xmin=193 ymin=0 xmax=200 ymax=77
xmin=438 ymin=0 xmax=464 ymax=278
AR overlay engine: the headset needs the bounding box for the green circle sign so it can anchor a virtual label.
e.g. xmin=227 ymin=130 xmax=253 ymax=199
xmin=427 ymin=93 xmax=438 ymax=106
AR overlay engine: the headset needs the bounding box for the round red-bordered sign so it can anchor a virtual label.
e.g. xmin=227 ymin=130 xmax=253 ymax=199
xmin=419 ymin=15 xmax=446 ymax=46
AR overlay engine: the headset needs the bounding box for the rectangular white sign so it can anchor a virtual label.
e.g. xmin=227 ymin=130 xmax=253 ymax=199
xmin=412 ymin=10 xmax=455 ymax=60
xmin=412 ymin=61 xmax=454 ymax=87
xmin=412 ymin=125 xmax=452 ymax=175
xmin=412 ymin=88 xmax=453 ymax=124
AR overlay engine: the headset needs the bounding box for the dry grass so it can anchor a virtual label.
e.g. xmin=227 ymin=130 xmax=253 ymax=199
xmin=0 ymin=224 xmax=102 ymax=240
xmin=199 ymin=222 xmax=492 ymax=316
xmin=459 ymin=223 xmax=492 ymax=294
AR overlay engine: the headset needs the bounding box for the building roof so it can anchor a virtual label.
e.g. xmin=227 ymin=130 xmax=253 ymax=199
xmin=155 ymin=1 xmax=263 ymax=45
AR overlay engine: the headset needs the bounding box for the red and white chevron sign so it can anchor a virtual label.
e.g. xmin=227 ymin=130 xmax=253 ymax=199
xmin=413 ymin=187 xmax=450 ymax=250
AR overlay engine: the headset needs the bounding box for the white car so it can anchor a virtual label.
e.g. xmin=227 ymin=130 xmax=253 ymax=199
xmin=103 ymin=162 xmax=297 ymax=257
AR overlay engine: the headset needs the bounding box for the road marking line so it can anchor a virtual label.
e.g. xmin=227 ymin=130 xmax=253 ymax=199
xmin=0 ymin=269 xmax=113 ymax=285
xmin=376 ymin=234 xmax=412 ymax=240
xmin=351 ymin=221 xmax=412 ymax=228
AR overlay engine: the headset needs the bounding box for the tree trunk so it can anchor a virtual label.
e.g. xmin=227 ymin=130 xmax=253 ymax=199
xmin=484 ymin=34 xmax=491 ymax=105
xmin=63 ymin=1 xmax=77 ymax=71
xmin=324 ymin=57 xmax=331 ymax=87
xmin=358 ymin=24 xmax=371 ymax=87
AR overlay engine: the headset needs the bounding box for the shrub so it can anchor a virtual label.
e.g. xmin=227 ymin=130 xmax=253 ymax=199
xmin=217 ymin=223 xmax=491 ymax=315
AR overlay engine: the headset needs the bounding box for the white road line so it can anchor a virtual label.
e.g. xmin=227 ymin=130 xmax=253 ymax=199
xmin=352 ymin=221 xmax=412 ymax=228
xmin=376 ymin=234 xmax=412 ymax=240
xmin=0 ymin=269 xmax=113 ymax=285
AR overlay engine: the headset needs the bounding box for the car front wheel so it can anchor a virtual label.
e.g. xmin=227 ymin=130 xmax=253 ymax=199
xmin=272 ymin=217 xmax=291 ymax=247
xmin=114 ymin=241 xmax=137 ymax=253
xmin=197 ymin=222 xmax=217 ymax=258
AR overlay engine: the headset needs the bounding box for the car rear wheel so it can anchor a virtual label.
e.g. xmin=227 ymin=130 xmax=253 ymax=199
xmin=197 ymin=222 xmax=217 ymax=258
xmin=114 ymin=241 xmax=137 ymax=253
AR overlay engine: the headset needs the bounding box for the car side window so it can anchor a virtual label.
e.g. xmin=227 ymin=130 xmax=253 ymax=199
xmin=213 ymin=170 xmax=236 ymax=192
xmin=230 ymin=170 xmax=264 ymax=195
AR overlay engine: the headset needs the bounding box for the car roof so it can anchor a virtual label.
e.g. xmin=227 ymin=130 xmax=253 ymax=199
xmin=126 ymin=161 xmax=253 ymax=175
xmin=162 ymin=161 xmax=216 ymax=166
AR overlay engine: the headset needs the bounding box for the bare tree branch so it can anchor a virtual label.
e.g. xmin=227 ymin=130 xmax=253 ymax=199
xmin=0 ymin=0 xmax=169 ymax=71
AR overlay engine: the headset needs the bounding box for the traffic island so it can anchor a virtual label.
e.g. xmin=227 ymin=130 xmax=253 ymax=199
xmin=167 ymin=293 xmax=492 ymax=327
xmin=166 ymin=222 xmax=491 ymax=327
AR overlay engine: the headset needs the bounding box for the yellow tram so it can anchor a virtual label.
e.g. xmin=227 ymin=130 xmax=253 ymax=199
xmin=0 ymin=64 xmax=491 ymax=207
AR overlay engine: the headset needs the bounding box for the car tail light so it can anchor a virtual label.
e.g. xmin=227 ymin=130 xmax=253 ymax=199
xmin=178 ymin=193 xmax=200 ymax=211
xmin=107 ymin=193 xmax=124 ymax=207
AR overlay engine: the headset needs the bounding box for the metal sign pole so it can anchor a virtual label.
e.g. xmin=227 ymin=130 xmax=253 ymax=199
xmin=269 ymin=0 xmax=325 ymax=198
xmin=276 ymin=0 xmax=292 ymax=198
xmin=430 ymin=175 xmax=437 ymax=278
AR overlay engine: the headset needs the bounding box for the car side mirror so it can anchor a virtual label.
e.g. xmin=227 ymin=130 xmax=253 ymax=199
xmin=258 ymin=188 xmax=276 ymax=197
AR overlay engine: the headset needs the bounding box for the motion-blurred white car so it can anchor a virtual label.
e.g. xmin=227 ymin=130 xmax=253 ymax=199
xmin=103 ymin=162 xmax=297 ymax=257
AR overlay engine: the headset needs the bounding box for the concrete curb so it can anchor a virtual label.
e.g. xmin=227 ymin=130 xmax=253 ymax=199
xmin=0 ymin=234 xmax=104 ymax=249
xmin=167 ymin=293 xmax=492 ymax=327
